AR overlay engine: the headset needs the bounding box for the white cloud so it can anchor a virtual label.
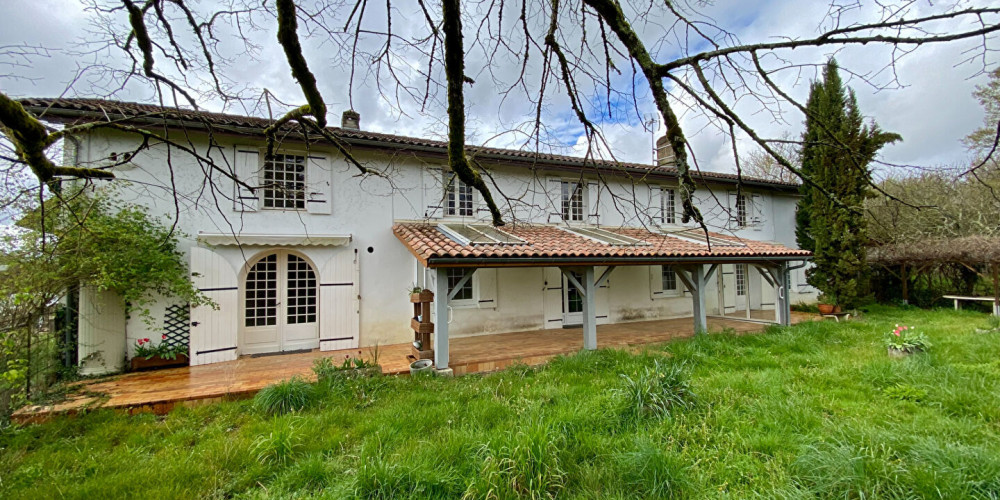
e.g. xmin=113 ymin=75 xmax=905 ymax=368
xmin=1 ymin=0 xmax=995 ymax=176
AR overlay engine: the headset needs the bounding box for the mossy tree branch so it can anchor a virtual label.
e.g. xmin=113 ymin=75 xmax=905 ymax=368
xmin=0 ymin=92 xmax=114 ymax=189
xmin=442 ymin=0 xmax=504 ymax=226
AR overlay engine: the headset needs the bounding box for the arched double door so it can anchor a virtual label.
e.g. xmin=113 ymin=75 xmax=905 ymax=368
xmin=241 ymin=251 xmax=320 ymax=354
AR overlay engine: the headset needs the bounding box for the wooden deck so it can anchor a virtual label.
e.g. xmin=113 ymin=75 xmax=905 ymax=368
xmin=12 ymin=312 xmax=813 ymax=423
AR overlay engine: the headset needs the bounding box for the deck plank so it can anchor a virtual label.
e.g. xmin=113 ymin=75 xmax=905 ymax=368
xmin=12 ymin=312 xmax=813 ymax=423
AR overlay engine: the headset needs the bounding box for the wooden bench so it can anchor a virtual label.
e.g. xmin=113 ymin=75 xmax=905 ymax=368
xmin=942 ymin=295 xmax=1000 ymax=316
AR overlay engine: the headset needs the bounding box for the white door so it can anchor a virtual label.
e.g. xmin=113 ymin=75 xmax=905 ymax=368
xmin=563 ymin=271 xmax=584 ymax=326
xmin=734 ymin=264 xmax=749 ymax=312
xmin=242 ymin=251 xmax=320 ymax=354
xmin=718 ymin=264 xmax=749 ymax=316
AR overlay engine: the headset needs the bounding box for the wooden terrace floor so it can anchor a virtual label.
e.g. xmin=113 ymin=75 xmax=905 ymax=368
xmin=13 ymin=312 xmax=814 ymax=423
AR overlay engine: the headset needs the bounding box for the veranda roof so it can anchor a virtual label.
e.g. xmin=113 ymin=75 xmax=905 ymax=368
xmin=393 ymin=222 xmax=810 ymax=268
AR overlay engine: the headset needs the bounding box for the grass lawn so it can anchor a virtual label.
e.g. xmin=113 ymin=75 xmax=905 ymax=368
xmin=2 ymin=306 xmax=1000 ymax=499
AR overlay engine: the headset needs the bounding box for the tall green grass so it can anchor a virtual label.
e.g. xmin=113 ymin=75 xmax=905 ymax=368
xmin=2 ymin=305 xmax=999 ymax=498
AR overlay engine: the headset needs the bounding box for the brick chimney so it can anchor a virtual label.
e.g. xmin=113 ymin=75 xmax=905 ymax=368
xmin=341 ymin=109 xmax=360 ymax=130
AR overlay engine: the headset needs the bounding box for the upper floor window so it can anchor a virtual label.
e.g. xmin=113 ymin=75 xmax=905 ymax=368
xmin=447 ymin=268 xmax=473 ymax=301
xmin=561 ymin=181 xmax=584 ymax=222
xmin=662 ymin=266 xmax=678 ymax=292
xmin=262 ymin=153 xmax=306 ymax=210
xmin=661 ymin=187 xmax=677 ymax=225
xmin=445 ymin=174 xmax=474 ymax=217
xmin=736 ymin=193 xmax=748 ymax=228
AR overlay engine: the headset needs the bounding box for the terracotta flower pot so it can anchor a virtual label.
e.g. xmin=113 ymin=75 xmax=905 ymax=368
xmin=818 ymin=303 xmax=835 ymax=314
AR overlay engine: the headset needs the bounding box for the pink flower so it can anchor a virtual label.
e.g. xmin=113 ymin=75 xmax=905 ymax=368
xmin=893 ymin=330 xmax=900 ymax=336
xmin=162 ymin=334 xmax=167 ymax=340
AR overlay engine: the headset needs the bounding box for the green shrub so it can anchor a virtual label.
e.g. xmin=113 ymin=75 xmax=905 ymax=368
xmin=615 ymin=438 xmax=691 ymax=499
xmin=466 ymin=420 xmax=567 ymax=499
xmin=251 ymin=417 xmax=303 ymax=466
xmin=253 ymin=377 xmax=314 ymax=415
xmin=614 ymin=359 xmax=695 ymax=422
xmin=882 ymin=383 xmax=927 ymax=402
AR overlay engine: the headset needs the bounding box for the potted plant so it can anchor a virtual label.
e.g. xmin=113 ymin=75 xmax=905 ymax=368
xmin=312 ymin=344 xmax=383 ymax=381
xmin=884 ymin=324 xmax=931 ymax=358
xmin=817 ymin=293 xmax=839 ymax=314
xmin=131 ymin=335 xmax=189 ymax=370
xmin=409 ymin=286 xmax=434 ymax=303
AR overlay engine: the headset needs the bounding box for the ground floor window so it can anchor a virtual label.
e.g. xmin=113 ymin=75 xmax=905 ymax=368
xmin=447 ymin=268 xmax=474 ymax=301
xmin=662 ymin=266 xmax=678 ymax=291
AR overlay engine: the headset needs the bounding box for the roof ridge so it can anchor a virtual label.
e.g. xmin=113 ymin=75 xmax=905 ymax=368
xmin=19 ymin=97 xmax=801 ymax=188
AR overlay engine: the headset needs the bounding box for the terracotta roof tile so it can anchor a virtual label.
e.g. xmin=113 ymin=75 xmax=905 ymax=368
xmin=394 ymin=222 xmax=810 ymax=266
xmin=18 ymin=97 xmax=800 ymax=189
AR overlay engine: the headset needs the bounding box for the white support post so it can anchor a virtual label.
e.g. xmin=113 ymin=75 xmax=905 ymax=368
xmin=775 ymin=262 xmax=791 ymax=326
xmin=692 ymin=265 xmax=707 ymax=333
xmin=434 ymin=267 xmax=450 ymax=369
xmin=582 ymin=266 xmax=597 ymax=350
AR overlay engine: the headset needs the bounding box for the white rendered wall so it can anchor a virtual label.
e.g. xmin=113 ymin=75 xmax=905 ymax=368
xmin=78 ymin=286 xmax=127 ymax=375
xmin=75 ymin=129 xmax=815 ymax=357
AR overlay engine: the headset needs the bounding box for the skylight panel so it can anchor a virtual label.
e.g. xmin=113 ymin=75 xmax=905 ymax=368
xmin=662 ymin=228 xmax=746 ymax=247
xmin=567 ymin=227 xmax=650 ymax=246
xmin=438 ymin=223 xmax=526 ymax=245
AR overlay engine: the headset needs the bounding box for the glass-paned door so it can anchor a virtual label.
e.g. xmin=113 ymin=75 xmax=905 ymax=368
xmin=242 ymin=251 xmax=319 ymax=354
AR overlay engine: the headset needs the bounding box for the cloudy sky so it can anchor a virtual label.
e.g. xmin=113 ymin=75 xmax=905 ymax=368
xmin=1 ymin=0 xmax=996 ymax=175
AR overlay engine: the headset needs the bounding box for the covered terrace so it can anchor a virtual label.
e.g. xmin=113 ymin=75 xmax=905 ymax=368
xmin=394 ymin=222 xmax=811 ymax=371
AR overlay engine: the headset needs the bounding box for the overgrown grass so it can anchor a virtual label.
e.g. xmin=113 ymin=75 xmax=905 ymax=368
xmin=2 ymin=305 xmax=1000 ymax=498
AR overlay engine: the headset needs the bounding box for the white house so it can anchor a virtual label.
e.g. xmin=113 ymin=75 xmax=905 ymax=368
xmin=22 ymin=98 xmax=815 ymax=375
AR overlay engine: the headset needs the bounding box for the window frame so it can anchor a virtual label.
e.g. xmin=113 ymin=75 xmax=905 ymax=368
xmin=736 ymin=193 xmax=749 ymax=228
xmin=260 ymin=151 xmax=308 ymax=211
xmin=735 ymin=264 xmax=748 ymax=296
xmin=445 ymin=267 xmax=476 ymax=307
xmin=443 ymin=172 xmax=475 ymax=218
xmin=561 ymin=180 xmax=585 ymax=222
xmin=661 ymin=266 xmax=680 ymax=295
xmin=661 ymin=187 xmax=677 ymax=225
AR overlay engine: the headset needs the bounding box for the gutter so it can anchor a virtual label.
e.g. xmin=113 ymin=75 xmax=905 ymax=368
xmin=26 ymin=105 xmax=801 ymax=192
xmin=425 ymin=254 xmax=812 ymax=268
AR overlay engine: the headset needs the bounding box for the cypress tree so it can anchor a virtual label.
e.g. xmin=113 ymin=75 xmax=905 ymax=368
xmin=798 ymin=59 xmax=901 ymax=308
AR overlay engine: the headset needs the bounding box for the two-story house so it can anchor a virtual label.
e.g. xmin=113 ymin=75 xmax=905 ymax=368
xmin=21 ymin=98 xmax=814 ymax=375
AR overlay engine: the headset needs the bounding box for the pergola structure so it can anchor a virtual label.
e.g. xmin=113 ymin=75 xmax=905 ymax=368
xmin=395 ymin=222 xmax=811 ymax=370
xmin=868 ymin=236 xmax=1000 ymax=312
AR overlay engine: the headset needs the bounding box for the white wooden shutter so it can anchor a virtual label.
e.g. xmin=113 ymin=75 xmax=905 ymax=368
xmin=547 ymin=178 xmax=563 ymax=223
xmin=319 ymin=248 xmax=360 ymax=351
xmin=649 ymin=265 xmax=664 ymax=299
xmin=306 ymin=155 xmax=332 ymax=214
xmin=649 ymin=186 xmax=663 ymax=225
xmin=476 ymin=180 xmax=491 ymax=222
xmin=477 ymin=268 xmax=498 ymax=309
xmin=750 ymin=193 xmax=763 ymax=230
xmin=587 ymin=180 xmax=600 ymax=225
xmin=542 ymin=267 xmax=563 ymax=328
xmin=727 ymin=191 xmax=738 ymax=229
xmin=234 ymin=146 xmax=259 ymax=211
xmin=189 ymin=247 xmax=238 ymax=365
xmin=424 ymin=167 xmax=445 ymax=218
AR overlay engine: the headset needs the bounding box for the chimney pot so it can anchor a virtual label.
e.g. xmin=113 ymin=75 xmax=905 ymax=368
xmin=342 ymin=109 xmax=360 ymax=130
